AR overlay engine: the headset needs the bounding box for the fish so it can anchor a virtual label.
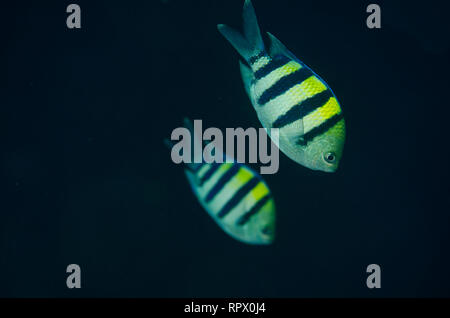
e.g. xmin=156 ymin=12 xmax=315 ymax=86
xmin=217 ymin=0 xmax=346 ymax=172
xmin=165 ymin=118 xmax=276 ymax=245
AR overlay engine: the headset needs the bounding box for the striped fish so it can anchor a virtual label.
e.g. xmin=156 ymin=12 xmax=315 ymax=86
xmin=218 ymin=0 xmax=346 ymax=172
xmin=165 ymin=118 xmax=276 ymax=245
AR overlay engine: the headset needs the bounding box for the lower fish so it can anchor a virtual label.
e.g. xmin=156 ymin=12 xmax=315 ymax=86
xmin=165 ymin=118 xmax=276 ymax=245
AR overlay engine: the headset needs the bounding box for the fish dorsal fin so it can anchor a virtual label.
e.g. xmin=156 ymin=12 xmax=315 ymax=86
xmin=267 ymin=32 xmax=300 ymax=62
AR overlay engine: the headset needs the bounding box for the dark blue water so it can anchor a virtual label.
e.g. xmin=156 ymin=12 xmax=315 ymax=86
xmin=1 ymin=0 xmax=449 ymax=297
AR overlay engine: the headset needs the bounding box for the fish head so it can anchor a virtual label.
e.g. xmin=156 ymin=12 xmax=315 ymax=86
xmin=301 ymin=119 xmax=345 ymax=173
xmin=224 ymin=195 xmax=276 ymax=245
xmin=242 ymin=196 xmax=276 ymax=245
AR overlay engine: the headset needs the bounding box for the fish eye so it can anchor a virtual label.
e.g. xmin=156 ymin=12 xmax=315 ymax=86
xmin=323 ymin=152 xmax=336 ymax=164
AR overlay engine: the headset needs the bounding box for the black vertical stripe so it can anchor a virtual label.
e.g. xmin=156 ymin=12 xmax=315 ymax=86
xmin=272 ymin=90 xmax=333 ymax=128
xmin=199 ymin=162 xmax=222 ymax=185
xmin=236 ymin=194 xmax=272 ymax=226
xmin=248 ymin=51 xmax=266 ymax=65
xmin=217 ymin=177 xmax=261 ymax=218
xmin=192 ymin=162 xmax=205 ymax=172
xmin=204 ymin=164 xmax=241 ymax=202
xmin=254 ymin=55 xmax=290 ymax=80
xmin=297 ymin=113 xmax=344 ymax=146
xmin=257 ymin=68 xmax=312 ymax=105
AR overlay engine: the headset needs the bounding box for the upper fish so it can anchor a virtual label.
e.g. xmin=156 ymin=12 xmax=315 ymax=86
xmin=218 ymin=0 xmax=346 ymax=172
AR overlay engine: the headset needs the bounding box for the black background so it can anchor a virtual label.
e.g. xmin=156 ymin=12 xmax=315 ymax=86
xmin=1 ymin=0 xmax=449 ymax=297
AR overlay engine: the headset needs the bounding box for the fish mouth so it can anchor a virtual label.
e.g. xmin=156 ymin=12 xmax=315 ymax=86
xmin=253 ymin=235 xmax=274 ymax=245
xmin=322 ymin=165 xmax=338 ymax=173
xmin=304 ymin=160 xmax=338 ymax=173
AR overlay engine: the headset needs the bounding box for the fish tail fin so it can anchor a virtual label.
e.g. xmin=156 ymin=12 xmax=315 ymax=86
xmin=164 ymin=117 xmax=203 ymax=172
xmin=217 ymin=0 xmax=265 ymax=63
xmin=242 ymin=0 xmax=264 ymax=52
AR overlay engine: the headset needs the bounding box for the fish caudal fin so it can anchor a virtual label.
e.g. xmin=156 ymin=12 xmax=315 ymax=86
xmin=217 ymin=0 xmax=265 ymax=62
xmin=242 ymin=0 xmax=264 ymax=53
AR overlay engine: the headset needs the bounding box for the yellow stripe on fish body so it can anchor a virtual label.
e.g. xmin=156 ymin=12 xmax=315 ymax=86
xmin=247 ymin=53 xmax=345 ymax=170
xmin=218 ymin=0 xmax=346 ymax=172
xmin=302 ymin=96 xmax=342 ymax=134
xmin=185 ymin=159 xmax=275 ymax=244
xmin=220 ymin=177 xmax=270 ymax=225
xmin=247 ymin=53 xmax=342 ymax=132
xmin=196 ymin=162 xmax=233 ymax=193
xmin=202 ymin=165 xmax=253 ymax=217
xmin=252 ymin=61 xmax=330 ymax=128
xmin=253 ymin=60 xmax=302 ymax=94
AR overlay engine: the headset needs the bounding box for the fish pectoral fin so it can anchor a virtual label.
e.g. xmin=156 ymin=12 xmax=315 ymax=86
xmin=267 ymin=32 xmax=301 ymax=63
xmin=277 ymin=117 xmax=306 ymax=145
xmin=296 ymin=136 xmax=307 ymax=147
